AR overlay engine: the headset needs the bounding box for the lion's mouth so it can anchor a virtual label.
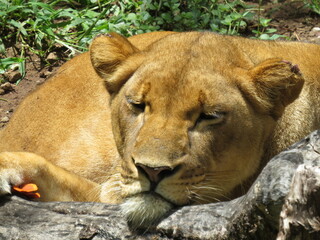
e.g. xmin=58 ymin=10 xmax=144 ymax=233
xmin=143 ymin=190 xmax=176 ymax=205
xmin=120 ymin=192 xmax=174 ymax=229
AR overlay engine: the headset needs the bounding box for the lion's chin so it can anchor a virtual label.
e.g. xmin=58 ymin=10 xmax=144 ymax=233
xmin=120 ymin=193 xmax=174 ymax=229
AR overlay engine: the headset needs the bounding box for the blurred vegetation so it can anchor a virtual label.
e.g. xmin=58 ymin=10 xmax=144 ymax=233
xmin=303 ymin=0 xmax=320 ymax=14
xmin=0 ymin=0 xmax=319 ymax=84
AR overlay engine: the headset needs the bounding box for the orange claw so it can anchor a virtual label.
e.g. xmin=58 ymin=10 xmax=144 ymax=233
xmin=12 ymin=183 xmax=41 ymax=199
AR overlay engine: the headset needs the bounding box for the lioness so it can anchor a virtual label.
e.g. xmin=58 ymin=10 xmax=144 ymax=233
xmin=0 ymin=31 xmax=319 ymax=228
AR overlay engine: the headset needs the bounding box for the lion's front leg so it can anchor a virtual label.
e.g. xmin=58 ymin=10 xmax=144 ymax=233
xmin=0 ymin=152 xmax=101 ymax=202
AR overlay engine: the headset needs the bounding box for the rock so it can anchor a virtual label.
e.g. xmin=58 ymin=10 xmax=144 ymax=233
xmin=46 ymin=52 xmax=58 ymax=63
xmin=0 ymin=116 xmax=9 ymax=123
xmin=0 ymin=88 xmax=5 ymax=95
xmin=9 ymin=63 xmax=19 ymax=71
xmin=310 ymin=27 xmax=320 ymax=43
xmin=40 ymin=72 xmax=47 ymax=78
xmin=309 ymin=37 xmax=320 ymax=44
xmin=36 ymin=80 xmax=44 ymax=85
xmin=0 ymin=130 xmax=320 ymax=239
xmin=0 ymin=82 xmax=14 ymax=92
xmin=40 ymin=71 xmax=53 ymax=79
xmin=3 ymin=69 xmax=22 ymax=83
xmin=311 ymin=27 xmax=320 ymax=32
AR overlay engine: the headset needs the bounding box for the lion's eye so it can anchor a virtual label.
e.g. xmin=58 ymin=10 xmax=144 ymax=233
xmin=197 ymin=112 xmax=226 ymax=125
xmin=126 ymin=97 xmax=146 ymax=112
xmin=132 ymin=102 xmax=146 ymax=111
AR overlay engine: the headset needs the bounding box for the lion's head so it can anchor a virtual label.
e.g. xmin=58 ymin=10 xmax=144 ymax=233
xmin=90 ymin=32 xmax=303 ymax=228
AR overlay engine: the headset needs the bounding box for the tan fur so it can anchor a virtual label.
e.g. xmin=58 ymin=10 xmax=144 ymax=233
xmin=0 ymin=31 xmax=319 ymax=228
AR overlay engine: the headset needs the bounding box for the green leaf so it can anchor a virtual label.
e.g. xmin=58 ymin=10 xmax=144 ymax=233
xmin=259 ymin=18 xmax=271 ymax=27
xmin=83 ymin=10 xmax=99 ymax=18
xmin=0 ymin=57 xmax=24 ymax=74
xmin=221 ymin=16 xmax=232 ymax=26
xmin=265 ymin=28 xmax=277 ymax=34
xmin=0 ymin=38 xmax=5 ymax=54
xmin=6 ymin=5 xmax=22 ymax=14
xmin=218 ymin=3 xmax=231 ymax=12
xmin=259 ymin=34 xmax=272 ymax=40
xmin=161 ymin=12 xmax=172 ymax=22
xmin=141 ymin=11 xmax=151 ymax=21
xmin=174 ymin=15 xmax=182 ymax=22
xmin=200 ymin=13 xmax=210 ymax=25
xmin=56 ymin=8 xmax=78 ymax=19
xmin=147 ymin=3 xmax=157 ymax=11
xmin=29 ymin=1 xmax=53 ymax=12
xmin=126 ymin=13 xmax=137 ymax=21
xmin=243 ymin=11 xmax=255 ymax=20
xmin=182 ymin=12 xmax=193 ymax=19
xmin=16 ymin=57 xmax=25 ymax=84
xmin=8 ymin=19 xmax=28 ymax=35
xmin=34 ymin=32 xmax=45 ymax=49
xmin=230 ymin=12 xmax=242 ymax=20
xmin=238 ymin=20 xmax=247 ymax=27
xmin=44 ymin=27 xmax=55 ymax=38
xmin=0 ymin=11 xmax=6 ymax=17
xmin=269 ymin=34 xmax=286 ymax=40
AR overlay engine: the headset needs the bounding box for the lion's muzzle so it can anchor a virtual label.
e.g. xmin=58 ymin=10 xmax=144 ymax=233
xmin=135 ymin=162 xmax=178 ymax=190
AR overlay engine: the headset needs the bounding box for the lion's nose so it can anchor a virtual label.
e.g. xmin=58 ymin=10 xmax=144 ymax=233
xmin=136 ymin=163 xmax=174 ymax=185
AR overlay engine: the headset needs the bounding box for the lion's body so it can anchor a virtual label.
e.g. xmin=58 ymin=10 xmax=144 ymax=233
xmin=0 ymin=32 xmax=174 ymax=182
xmin=0 ymin=52 xmax=117 ymax=182
xmin=0 ymin=31 xmax=319 ymax=227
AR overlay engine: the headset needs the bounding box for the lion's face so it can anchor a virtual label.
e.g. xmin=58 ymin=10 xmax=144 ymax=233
xmin=90 ymin=32 xmax=304 ymax=227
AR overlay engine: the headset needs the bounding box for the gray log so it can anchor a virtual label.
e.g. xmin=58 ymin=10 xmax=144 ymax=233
xmin=277 ymin=165 xmax=320 ymax=240
xmin=1 ymin=130 xmax=320 ymax=240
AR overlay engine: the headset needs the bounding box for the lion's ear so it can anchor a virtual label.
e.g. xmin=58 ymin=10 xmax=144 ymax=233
xmin=239 ymin=58 xmax=304 ymax=119
xmin=90 ymin=33 xmax=139 ymax=94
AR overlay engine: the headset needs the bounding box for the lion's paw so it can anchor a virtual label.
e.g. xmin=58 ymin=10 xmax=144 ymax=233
xmin=0 ymin=169 xmax=24 ymax=196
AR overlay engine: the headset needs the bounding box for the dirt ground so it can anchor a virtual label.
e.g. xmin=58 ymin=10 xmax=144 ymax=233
xmin=0 ymin=1 xmax=319 ymax=129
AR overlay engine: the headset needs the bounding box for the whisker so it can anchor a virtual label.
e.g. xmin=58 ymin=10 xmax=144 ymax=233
xmin=191 ymin=188 xmax=227 ymax=200
xmin=192 ymin=185 xmax=224 ymax=192
xmin=186 ymin=172 xmax=236 ymax=204
xmin=189 ymin=191 xmax=222 ymax=204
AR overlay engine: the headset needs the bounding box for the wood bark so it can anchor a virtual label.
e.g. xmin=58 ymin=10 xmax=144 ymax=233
xmin=1 ymin=130 xmax=320 ymax=240
xmin=277 ymin=165 xmax=320 ymax=240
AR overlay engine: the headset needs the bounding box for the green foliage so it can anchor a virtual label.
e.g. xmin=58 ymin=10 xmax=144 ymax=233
xmin=0 ymin=0 xmax=285 ymax=84
xmin=0 ymin=57 xmax=24 ymax=74
xmin=139 ymin=0 xmax=251 ymax=35
xmin=251 ymin=15 xmax=284 ymax=40
xmin=0 ymin=57 xmax=25 ymax=84
xmin=304 ymin=0 xmax=320 ymax=14
xmin=137 ymin=0 xmax=284 ymax=39
xmin=0 ymin=0 xmax=112 ymax=56
xmin=0 ymin=0 xmax=283 ymax=56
